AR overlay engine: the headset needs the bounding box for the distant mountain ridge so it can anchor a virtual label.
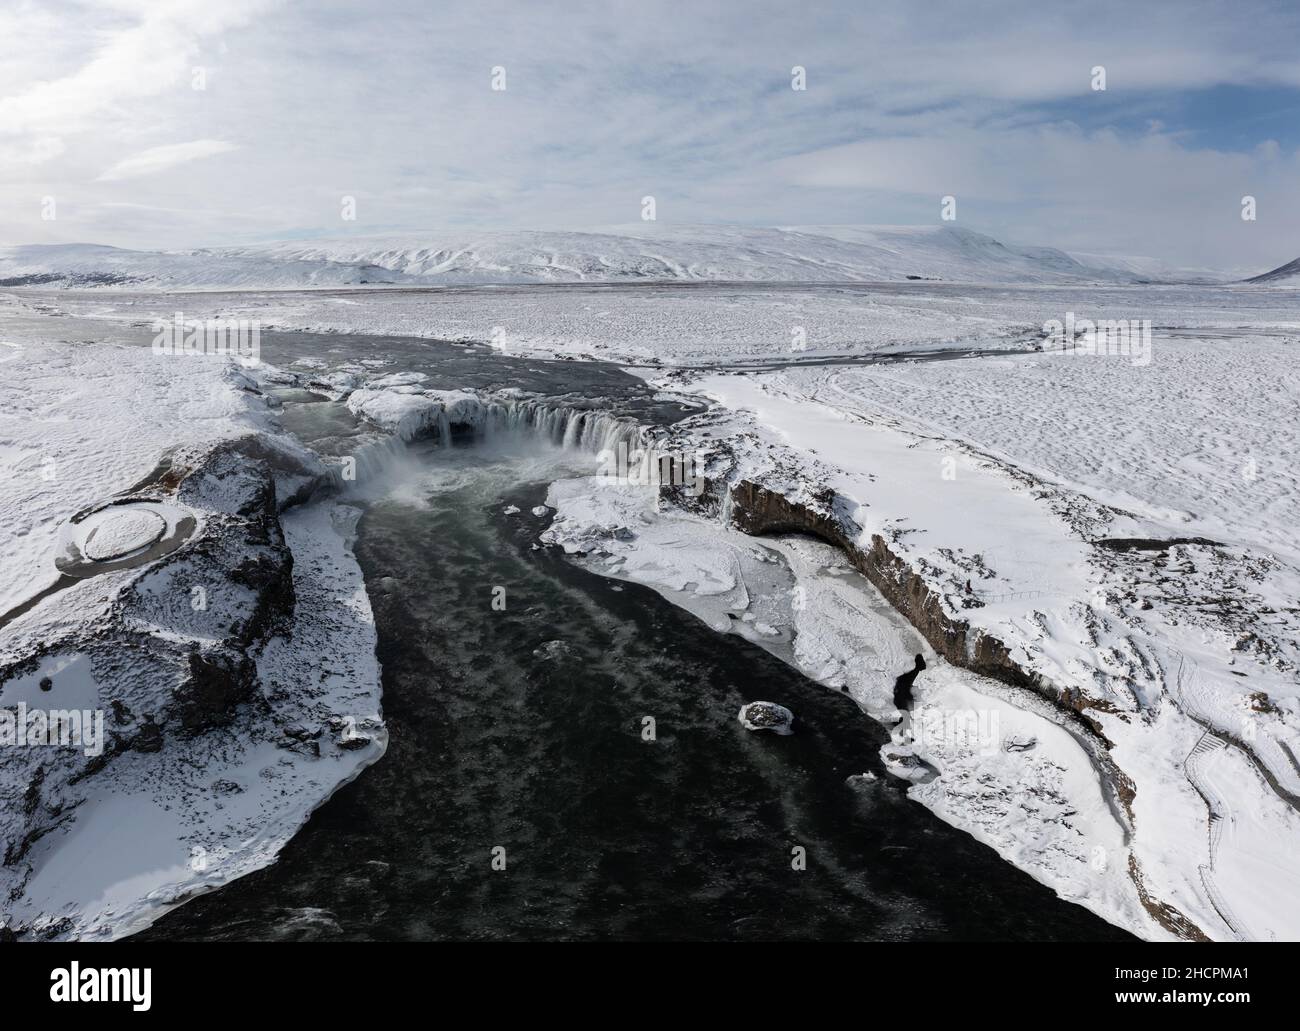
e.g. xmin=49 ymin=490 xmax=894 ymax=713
xmin=1244 ymin=255 xmax=1300 ymax=284
xmin=0 ymin=224 xmax=1244 ymax=290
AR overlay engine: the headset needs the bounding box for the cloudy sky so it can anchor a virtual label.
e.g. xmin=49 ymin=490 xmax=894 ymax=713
xmin=3 ymin=0 xmax=1300 ymax=270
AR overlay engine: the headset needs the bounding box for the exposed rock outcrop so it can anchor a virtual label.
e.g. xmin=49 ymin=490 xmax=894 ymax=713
xmin=716 ymin=476 xmax=1141 ymax=829
xmin=728 ymin=479 xmax=1111 ymax=732
xmin=710 ymin=474 xmax=1222 ymax=934
xmin=0 ymin=435 xmax=312 ymax=888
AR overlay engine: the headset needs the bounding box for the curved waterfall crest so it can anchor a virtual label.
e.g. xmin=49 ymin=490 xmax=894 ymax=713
xmin=328 ymin=391 xmax=688 ymax=490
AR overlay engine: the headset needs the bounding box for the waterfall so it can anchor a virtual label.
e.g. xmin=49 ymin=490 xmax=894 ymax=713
xmin=325 ymin=433 xmax=412 ymax=488
xmin=488 ymin=401 xmax=709 ymax=500
xmin=339 ymin=389 xmax=705 ymax=497
xmin=307 ymin=386 xmax=691 ymax=502
xmin=718 ymin=482 xmax=735 ymax=528
xmin=475 ymin=399 xmax=648 ymax=461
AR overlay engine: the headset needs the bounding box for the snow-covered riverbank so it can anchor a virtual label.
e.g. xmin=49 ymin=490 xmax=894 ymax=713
xmin=540 ymin=473 xmax=1152 ymax=935
xmin=596 ymin=321 xmax=1300 ymax=942
xmin=0 ymin=342 xmax=385 ymax=940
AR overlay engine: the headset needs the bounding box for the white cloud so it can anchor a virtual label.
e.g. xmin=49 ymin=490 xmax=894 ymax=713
xmin=0 ymin=1 xmax=269 ymax=137
xmin=3 ymin=0 xmax=1300 ymax=269
xmin=0 ymin=135 xmax=65 ymax=175
xmin=96 ymin=139 xmax=239 ymax=182
xmin=777 ymin=125 xmax=1300 ymax=267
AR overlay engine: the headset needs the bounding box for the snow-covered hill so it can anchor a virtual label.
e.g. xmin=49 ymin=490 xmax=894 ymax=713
xmin=1 ymin=225 xmax=1163 ymax=290
xmin=0 ymin=243 xmax=415 ymax=290
xmin=230 ymin=225 xmax=1125 ymax=285
xmin=1245 ymin=255 xmax=1300 ymax=285
xmin=1067 ymin=250 xmax=1255 ymax=284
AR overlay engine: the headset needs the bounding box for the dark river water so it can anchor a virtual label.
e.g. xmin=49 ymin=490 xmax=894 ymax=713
xmin=136 ymin=436 xmax=1132 ymax=942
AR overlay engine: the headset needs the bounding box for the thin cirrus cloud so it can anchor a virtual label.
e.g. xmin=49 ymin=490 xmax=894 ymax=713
xmin=4 ymin=0 xmax=1300 ymax=268
xmin=96 ymin=140 xmax=240 ymax=182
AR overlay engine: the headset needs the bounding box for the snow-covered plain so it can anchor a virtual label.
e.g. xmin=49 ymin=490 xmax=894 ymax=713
xmin=13 ymin=277 xmax=1300 ymax=372
xmin=2 ymin=240 xmax=1298 ymax=942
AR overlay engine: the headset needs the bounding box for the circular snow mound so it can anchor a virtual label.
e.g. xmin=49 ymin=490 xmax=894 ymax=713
xmin=81 ymin=507 xmax=168 ymax=560
xmin=738 ymin=701 xmax=795 ymax=735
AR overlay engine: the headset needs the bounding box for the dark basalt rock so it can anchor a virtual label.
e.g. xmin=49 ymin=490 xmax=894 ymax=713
xmin=738 ymin=700 xmax=795 ymax=735
xmin=716 ymin=474 xmax=1230 ymax=939
xmin=131 ymin=715 xmax=164 ymax=754
xmin=177 ymin=651 xmax=257 ymax=735
xmin=1095 ymin=536 xmax=1221 ymax=553
xmin=728 ymin=479 xmax=1113 ymax=729
xmin=1 ymin=434 xmax=333 ymax=929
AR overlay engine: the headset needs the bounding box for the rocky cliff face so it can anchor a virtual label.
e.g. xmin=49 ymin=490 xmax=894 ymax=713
xmin=0 ymin=436 xmax=309 ymax=892
xmin=723 ymin=478 xmax=1137 ymax=811
xmin=152 ymin=444 xmax=299 ymax=737
xmin=703 ymin=474 xmax=1244 ymax=937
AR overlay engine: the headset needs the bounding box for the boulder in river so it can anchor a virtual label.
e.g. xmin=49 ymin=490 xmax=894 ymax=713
xmin=738 ymin=701 xmax=795 ymax=735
